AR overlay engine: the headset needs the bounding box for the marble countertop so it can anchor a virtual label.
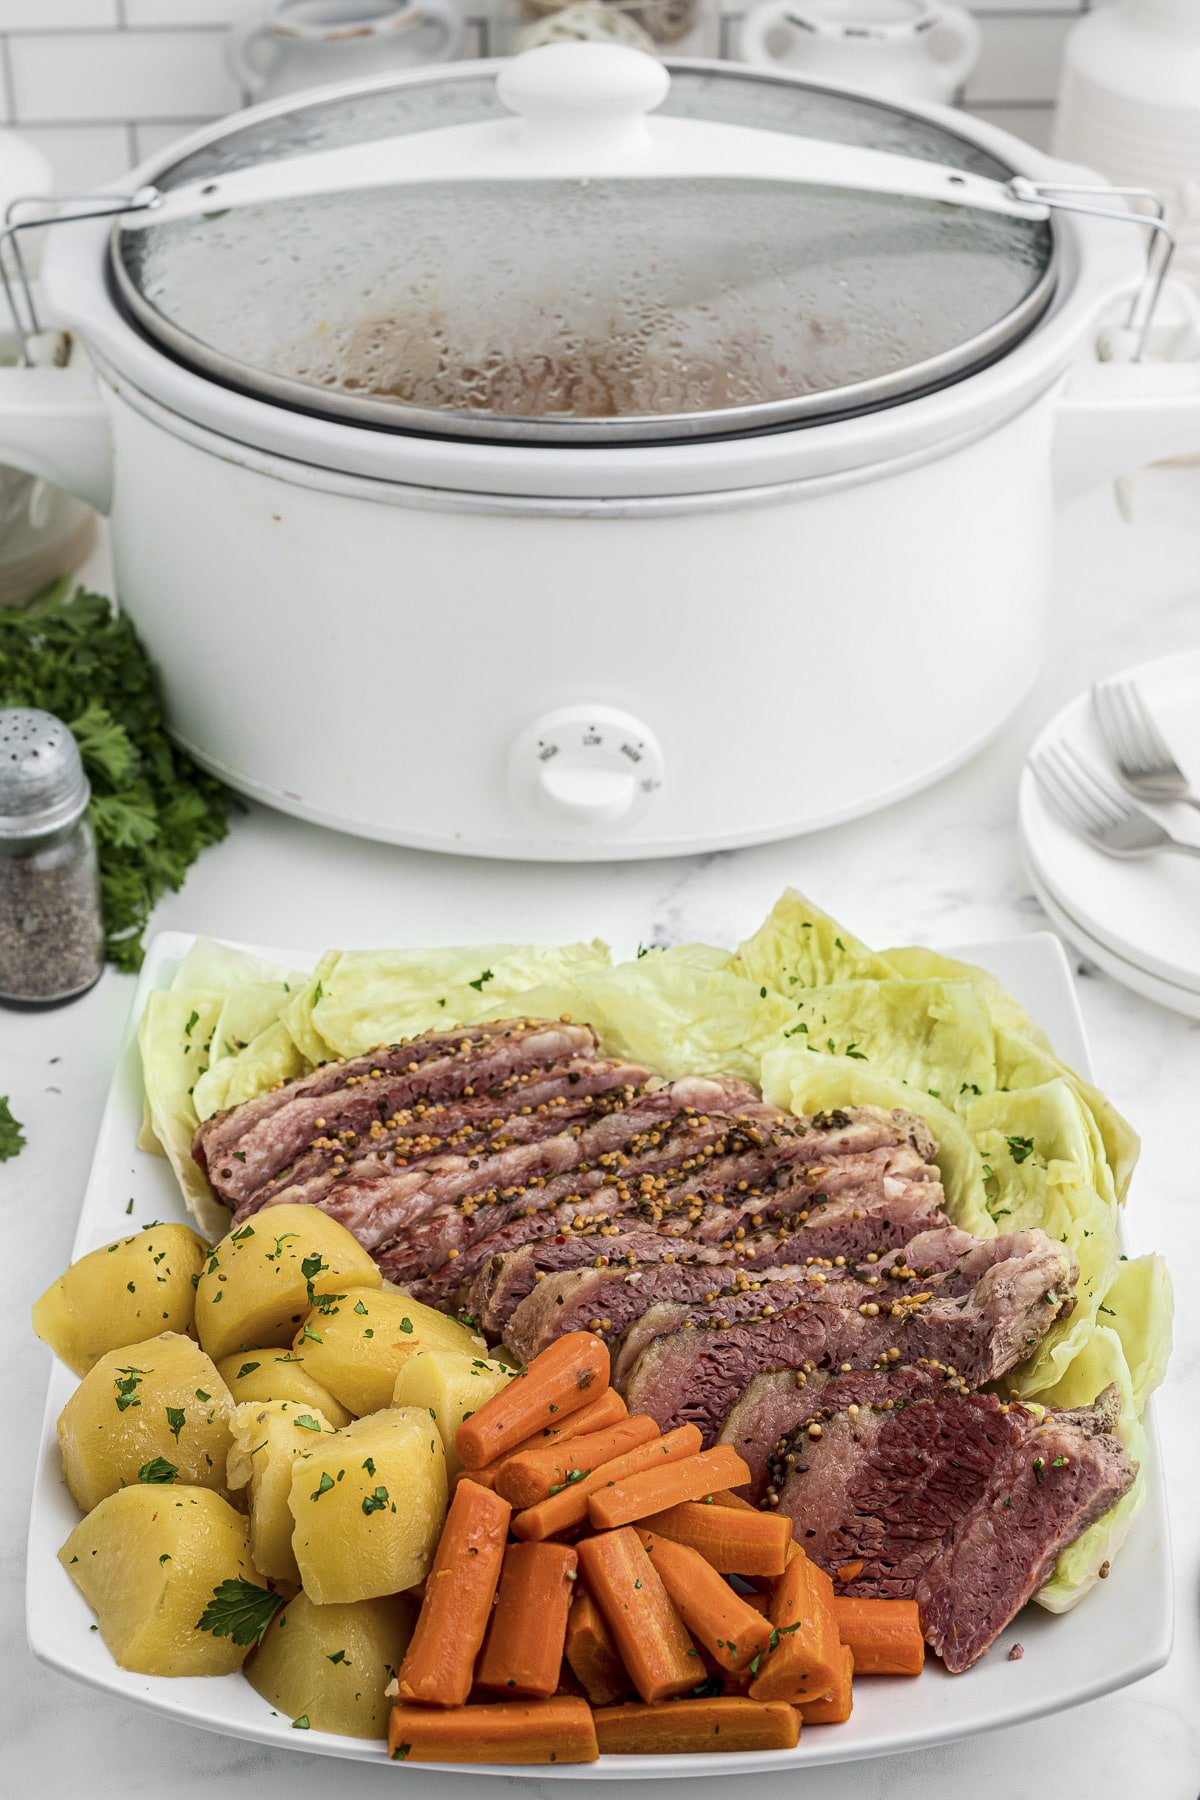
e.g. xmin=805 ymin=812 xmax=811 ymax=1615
xmin=4 ymin=468 xmax=1199 ymax=1799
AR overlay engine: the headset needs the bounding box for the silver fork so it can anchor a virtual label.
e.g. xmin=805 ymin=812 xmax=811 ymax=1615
xmin=1092 ymin=677 xmax=1200 ymax=811
xmin=1031 ymin=740 xmax=1200 ymax=860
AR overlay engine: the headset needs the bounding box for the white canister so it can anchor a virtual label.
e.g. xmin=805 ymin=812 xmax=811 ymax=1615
xmin=1054 ymin=0 xmax=1200 ymax=294
xmin=737 ymin=0 xmax=981 ymax=105
xmin=228 ymin=0 xmax=464 ymax=102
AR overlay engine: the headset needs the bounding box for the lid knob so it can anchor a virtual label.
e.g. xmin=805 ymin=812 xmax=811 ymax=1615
xmin=496 ymin=43 xmax=670 ymax=158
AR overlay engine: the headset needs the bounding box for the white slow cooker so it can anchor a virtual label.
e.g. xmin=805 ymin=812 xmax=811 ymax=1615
xmin=1 ymin=45 xmax=1198 ymax=859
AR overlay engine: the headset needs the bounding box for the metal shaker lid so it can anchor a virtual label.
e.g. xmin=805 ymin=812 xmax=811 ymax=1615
xmin=0 ymin=708 xmax=91 ymax=840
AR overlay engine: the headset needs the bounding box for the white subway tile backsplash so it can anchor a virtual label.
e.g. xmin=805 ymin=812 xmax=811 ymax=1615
xmin=964 ymin=12 xmax=1075 ymax=104
xmin=124 ymin=1 xmax=257 ymax=24
xmin=0 ymin=4 xmax=1085 ymax=184
xmin=10 ymin=28 xmax=242 ymax=122
xmin=0 ymin=1 xmax=119 ymax=28
xmin=16 ymin=122 xmax=130 ymax=188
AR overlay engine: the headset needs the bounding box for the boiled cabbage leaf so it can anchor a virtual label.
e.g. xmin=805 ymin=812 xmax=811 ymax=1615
xmin=299 ymin=940 xmax=611 ymax=1059
xmin=1033 ymin=1324 xmax=1149 ymax=1613
xmin=138 ymin=991 xmax=229 ymax=1238
xmin=733 ymin=889 xmax=895 ymax=990
xmin=486 ymin=951 xmax=794 ymax=1082
xmin=776 ymin=978 xmax=997 ymax=1100
xmin=1096 ymin=1253 xmax=1173 ymax=1414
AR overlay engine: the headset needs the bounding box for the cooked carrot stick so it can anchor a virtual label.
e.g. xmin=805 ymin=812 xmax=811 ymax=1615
xmin=832 ymin=1597 xmax=925 ymax=1676
xmin=388 ymin=1698 xmax=598 ymax=1764
xmin=475 ymin=1387 xmax=628 ymax=1482
xmin=748 ymin=1548 xmax=842 ymax=1705
xmin=513 ymin=1424 xmax=703 ymax=1541
xmin=495 ymin=1416 xmax=660 ymax=1509
xmin=636 ymin=1531 xmax=772 ymax=1674
xmin=638 ymin=1498 xmax=792 ymax=1576
xmin=565 ymin=1588 xmax=631 ymax=1706
xmin=587 ymin=1445 xmax=752 ymax=1531
xmin=475 ymin=1542 xmax=578 ymax=1698
xmin=798 ymin=1645 xmax=854 ymax=1725
xmin=456 ymin=1333 xmax=610 ymax=1470
xmin=712 ymin=1488 xmax=760 ymax=1513
xmin=394 ymin=1480 xmax=511 ymax=1707
xmin=593 ymin=1698 xmax=801 ymax=1754
xmin=460 ymin=1392 xmax=630 ymax=1493
xmin=555 ymin=1663 xmax=588 ymax=1700
xmin=576 ymin=1528 xmax=699 ymax=1703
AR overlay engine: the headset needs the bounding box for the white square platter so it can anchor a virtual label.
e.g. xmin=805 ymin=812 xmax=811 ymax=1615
xmin=26 ymin=928 xmax=1172 ymax=1777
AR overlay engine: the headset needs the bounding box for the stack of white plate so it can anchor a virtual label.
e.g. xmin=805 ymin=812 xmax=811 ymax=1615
xmin=1018 ymin=649 xmax=1200 ymax=1019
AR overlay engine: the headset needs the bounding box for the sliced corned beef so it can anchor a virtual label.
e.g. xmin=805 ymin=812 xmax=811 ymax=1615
xmin=916 ymin=1387 xmax=1136 ymax=1671
xmin=620 ymin=1232 xmax=1077 ymax=1442
xmin=203 ymin=1019 xmax=602 ymax=1207
xmin=719 ymin=1363 xmax=960 ymax=1501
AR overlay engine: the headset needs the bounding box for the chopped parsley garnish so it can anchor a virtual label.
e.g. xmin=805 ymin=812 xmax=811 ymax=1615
xmin=362 ymin=1485 xmax=391 ymax=1515
xmin=237 ymin=1361 xmax=261 ymax=1379
xmin=113 ymin=1366 xmax=147 ymax=1412
xmin=292 ymin=1716 xmax=310 ymax=1731
xmin=467 ymin=969 xmax=494 ymax=992
xmin=293 ymin=1414 xmax=322 ymax=1432
xmin=326 ymin=1650 xmax=348 ymax=1665
xmin=195 ymin=1578 xmax=283 ymax=1647
xmin=1006 ymin=1135 xmax=1035 ymax=1165
xmin=230 ymin=1225 xmax=255 ymax=1243
xmin=137 ymin=1456 xmax=178 ymax=1484
xmin=311 ymin=1472 xmax=336 ymax=1501
xmin=165 ymin=1406 xmax=185 ymax=1442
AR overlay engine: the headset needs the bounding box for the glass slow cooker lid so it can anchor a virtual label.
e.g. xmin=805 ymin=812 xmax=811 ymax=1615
xmin=111 ymin=46 xmax=1057 ymax=445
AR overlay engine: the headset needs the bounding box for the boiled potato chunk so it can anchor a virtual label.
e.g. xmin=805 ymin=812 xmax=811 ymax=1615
xmin=216 ymin=1347 xmax=353 ymax=1427
xmin=246 ymin=1591 xmax=416 ymax=1738
xmin=227 ymin=1398 xmax=338 ymax=1585
xmin=59 ymin=1484 xmax=258 ymax=1675
xmin=57 ymin=1331 xmax=234 ymax=1513
xmin=296 ymin=1290 xmax=484 ymax=1417
xmin=392 ymin=1349 xmax=514 ymax=1478
xmin=33 ymin=1224 xmax=207 ymax=1376
xmin=194 ymin=1204 xmax=381 ymax=1363
xmin=289 ymin=1408 xmax=446 ymax=1603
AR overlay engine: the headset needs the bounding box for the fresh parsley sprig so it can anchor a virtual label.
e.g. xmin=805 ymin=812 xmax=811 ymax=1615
xmin=0 ymin=1095 xmax=25 ymax=1163
xmin=0 ymin=583 xmax=235 ymax=971
xmin=195 ymin=1577 xmax=283 ymax=1647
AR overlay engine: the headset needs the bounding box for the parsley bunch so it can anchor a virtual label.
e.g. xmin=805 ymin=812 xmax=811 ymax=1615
xmin=0 ymin=1096 xmax=24 ymax=1163
xmin=0 ymin=582 xmax=235 ymax=970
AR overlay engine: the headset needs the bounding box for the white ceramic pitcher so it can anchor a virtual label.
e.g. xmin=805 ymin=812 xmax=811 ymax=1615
xmin=228 ymin=0 xmax=464 ymax=102
xmin=738 ymin=0 xmax=981 ymax=105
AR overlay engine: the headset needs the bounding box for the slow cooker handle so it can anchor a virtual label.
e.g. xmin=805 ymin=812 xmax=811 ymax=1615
xmin=0 ymin=345 xmax=113 ymax=515
xmin=1054 ymin=279 xmax=1200 ymax=503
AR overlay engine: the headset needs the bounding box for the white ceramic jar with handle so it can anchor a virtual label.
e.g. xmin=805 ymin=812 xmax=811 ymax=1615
xmin=738 ymin=0 xmax=980 ymax=104
xmin=228 ymin=0 xmax=464 ymax=102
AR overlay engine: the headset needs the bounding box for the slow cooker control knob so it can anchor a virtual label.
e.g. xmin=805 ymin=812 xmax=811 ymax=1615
xmin=508 ymin=705 xmax=665 ymax=838
xmin=539 ymin=762 xmax=638 ymax=826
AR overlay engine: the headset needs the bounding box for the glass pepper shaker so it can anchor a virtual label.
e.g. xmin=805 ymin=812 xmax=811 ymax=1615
xmin=0 ymin=709 xmax=105 ymax=1006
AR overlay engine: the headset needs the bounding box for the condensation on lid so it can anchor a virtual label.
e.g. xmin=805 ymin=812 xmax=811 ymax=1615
xmin=110 ymin=60 xmax=1056 ymax=446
